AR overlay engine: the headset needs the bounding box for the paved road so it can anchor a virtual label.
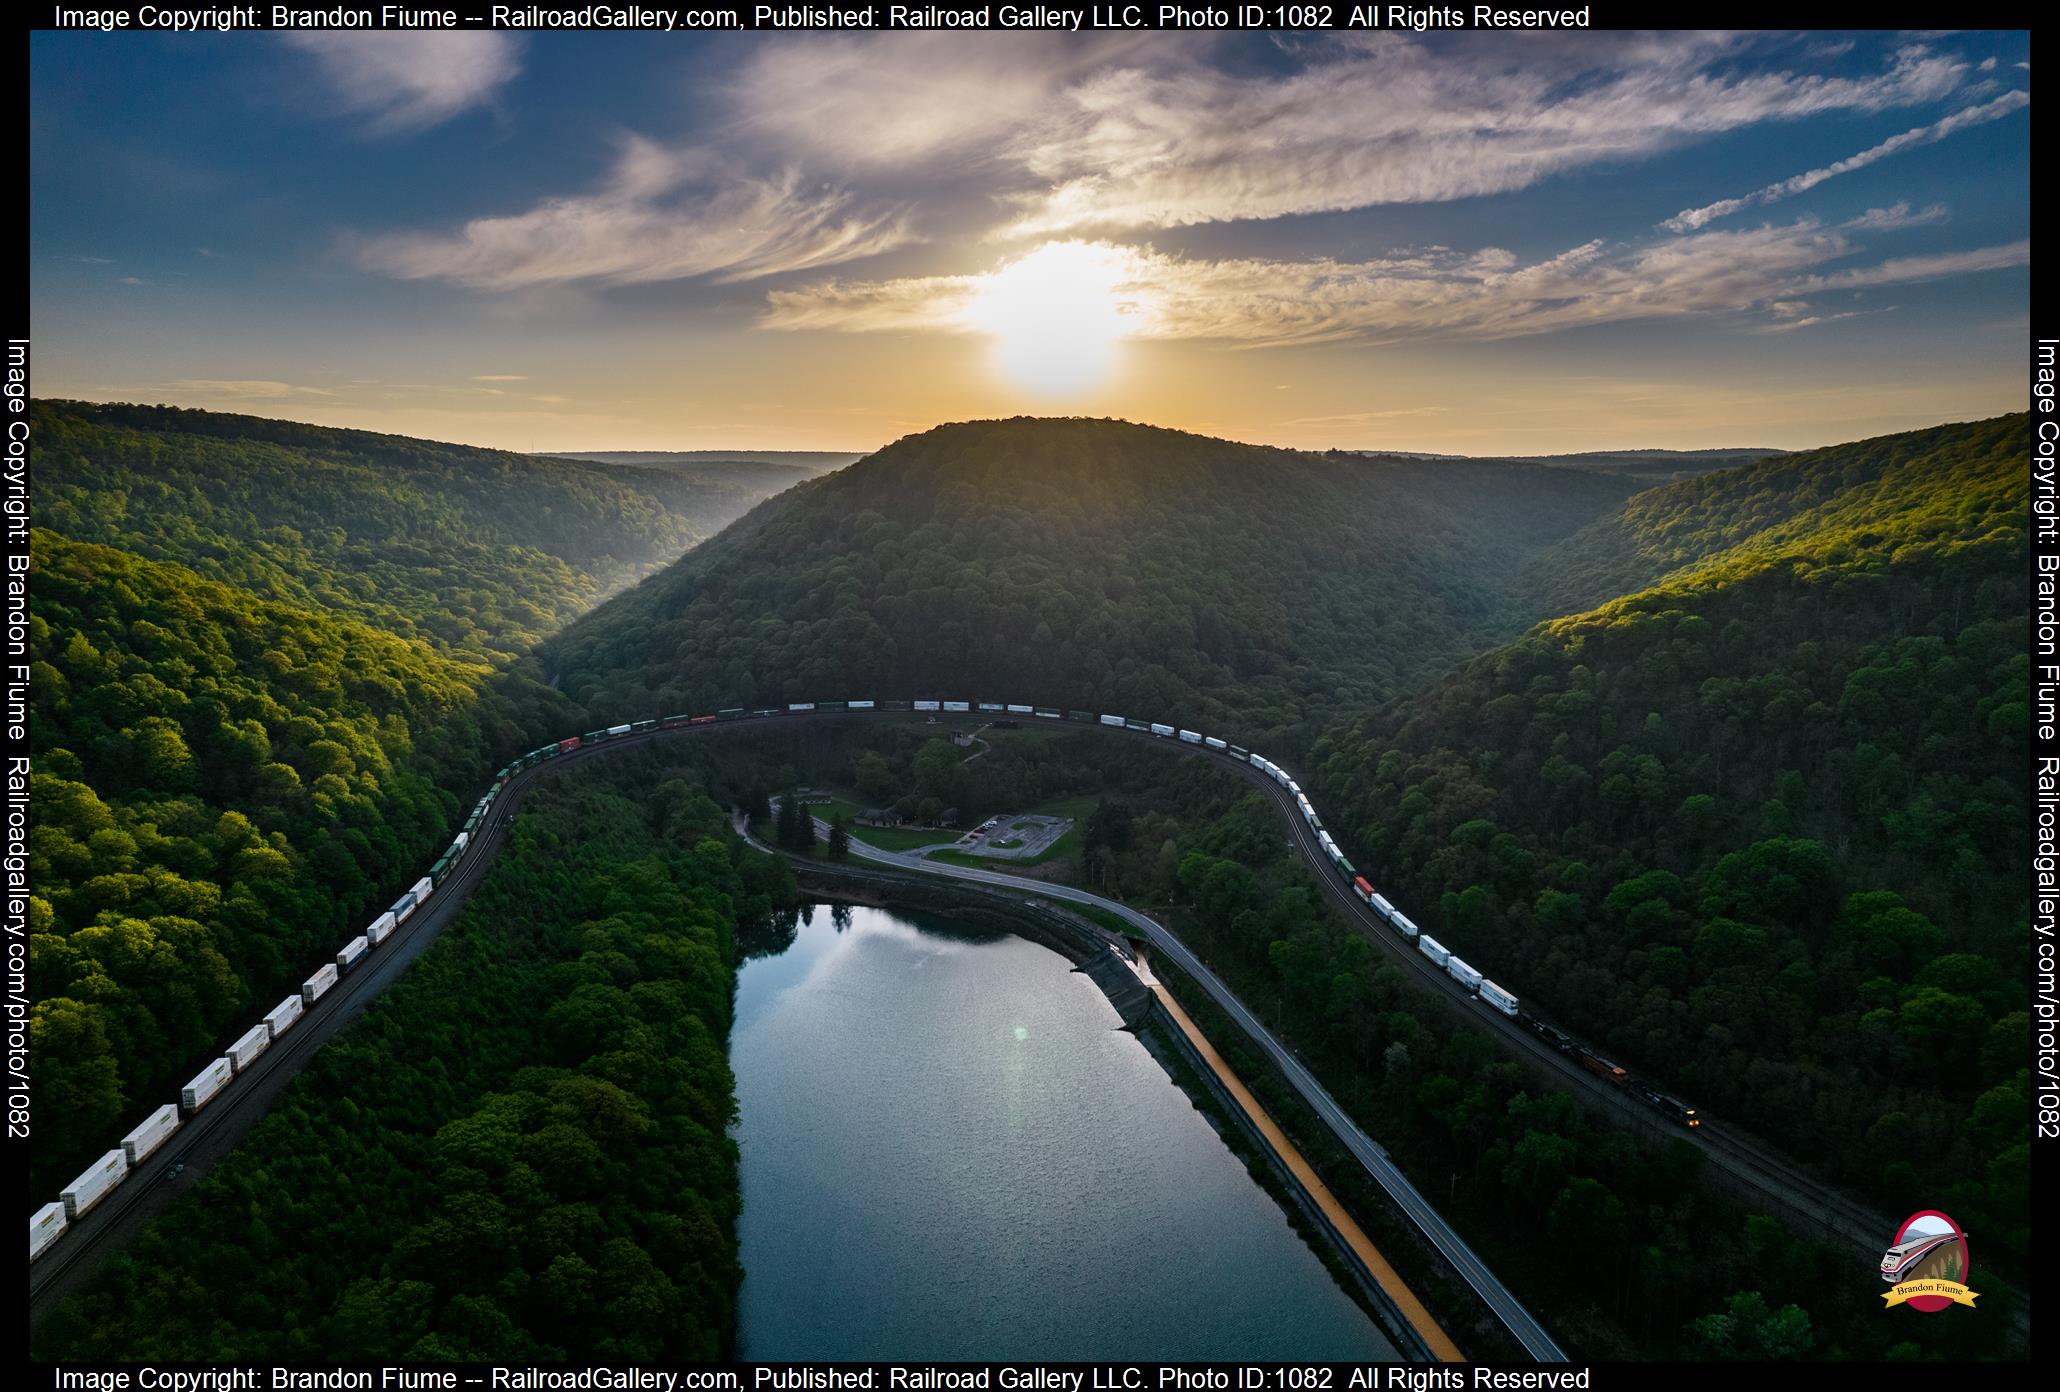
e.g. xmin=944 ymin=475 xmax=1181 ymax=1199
xmin=44 ymin=707 xmax=1992 ymax=1347
xmin=775 ymin=797 xmax=1569 ymax=1361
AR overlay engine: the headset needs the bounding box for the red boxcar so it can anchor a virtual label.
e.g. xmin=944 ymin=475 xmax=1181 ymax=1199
xmin=558 ymin=737 xmax=581 ymax=753
xmin=690 ymin=714 xmax=716 ymax=724
xmin=1352 ymin=875 xmax=1375 ymax=900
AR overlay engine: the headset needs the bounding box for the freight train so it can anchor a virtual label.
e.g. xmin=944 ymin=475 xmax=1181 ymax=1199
xmin=30 ymin=696 xmax=1702 ymax=1264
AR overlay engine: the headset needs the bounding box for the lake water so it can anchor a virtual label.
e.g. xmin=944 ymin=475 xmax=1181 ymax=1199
xmin=732 ymin=903 xmax=1401 ymax=1361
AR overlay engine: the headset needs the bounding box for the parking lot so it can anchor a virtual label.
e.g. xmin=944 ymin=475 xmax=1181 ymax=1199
xmin=948 ymin=812 xmax=1072 ymax=860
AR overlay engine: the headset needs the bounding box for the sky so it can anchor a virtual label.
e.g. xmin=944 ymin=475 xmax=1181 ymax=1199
xmin=30 ymin=29 xmax=2032 ymax=455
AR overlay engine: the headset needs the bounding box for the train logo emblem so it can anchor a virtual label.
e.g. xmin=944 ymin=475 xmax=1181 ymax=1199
xmin=1880 ymin=1211 xmax=1977 ymax=1312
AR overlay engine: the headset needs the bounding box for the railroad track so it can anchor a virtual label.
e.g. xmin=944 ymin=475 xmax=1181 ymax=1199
xmin=36 ymin=705 xmax=2025 ymax=1347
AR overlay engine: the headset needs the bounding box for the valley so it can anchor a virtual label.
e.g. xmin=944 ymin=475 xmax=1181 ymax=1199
xmin=23 ymin=404 xmax=2032 ymax=1363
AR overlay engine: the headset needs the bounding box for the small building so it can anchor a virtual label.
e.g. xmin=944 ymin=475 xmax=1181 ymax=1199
xmin=860 ymin=808 xmax=902 ymax=826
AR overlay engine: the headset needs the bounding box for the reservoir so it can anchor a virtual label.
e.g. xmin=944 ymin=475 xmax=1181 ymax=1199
xmin=732 ymin=903 xmax=1400 ymax=1360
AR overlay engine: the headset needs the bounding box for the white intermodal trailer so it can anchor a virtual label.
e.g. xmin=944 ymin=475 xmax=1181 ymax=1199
xmin=914 ymin=700 xmax=941 ymax=712
xmin=850 ymin=700 xmax=875 ymax=710
xmin=121 ymin=1104 xmax=182 ymax=1167
xmin=1204 ymin=736 xmax=1227 ymax=751
xmin=1480 ymin=980 xmax=1520 ymax=1018
xmin=228 ymin=1023 xmax=272 ymax=1072
xmin=788 ymin=703 xmax=815 ymax=713
xmin=1100 ymin=714 xmax=1125 ymax=728
xmin=1007 ymin=704 xmax=1033 ymax=714
xmin=302 ymin=962 xmax=339 ymax=1005
xmin=181 ymin=1057 xmax=235 ymax=1113
xmin=1447 ymin=956 xmax=1484 ymax=993
xmin=1417 ymin=934 xmax=1451 ymax=968
xmin=366 ymin=909 xmax=398 ymax=946
xmin=1178 ymin=729 xmax=1202 ymax=744
xmin=978 ymin=702 xmax=1004 ymax=713
xmin=336 ymin=935 xmax=370 ymax=973
xmin=60 ymin=1150 xmax=129 ymax=1220
xmin=1369 ymin=893 xmax=1396 ymax=922
xmin=1149 ymin=723 xmax=1175 ymax=737
xmin=409 ymin=875 xmax=433 ymax=906
xmin=606 ymin=723 xmax=633 ymax=736
xmin=944 ymin=700 xmax=970 ymax=713
xmin=265 ymin=994 xmax=306 ymax=1040
xmin=1390 ymin=910 xmax=1421 ymax=942
xmin=29 ymin=1203 xmax=67 ymax=1261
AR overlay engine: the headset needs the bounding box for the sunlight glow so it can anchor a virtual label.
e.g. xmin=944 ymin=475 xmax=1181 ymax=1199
xmin=965 ymin=241 xmax=1134 ymax=396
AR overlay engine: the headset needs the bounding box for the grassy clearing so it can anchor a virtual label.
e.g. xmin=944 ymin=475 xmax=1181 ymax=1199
xmin=811 ymin=793 xmax=960 ymax=853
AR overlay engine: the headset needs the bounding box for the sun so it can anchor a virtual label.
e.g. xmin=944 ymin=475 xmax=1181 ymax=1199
xmin=965 ymin=241 xmax=1133 ymax=397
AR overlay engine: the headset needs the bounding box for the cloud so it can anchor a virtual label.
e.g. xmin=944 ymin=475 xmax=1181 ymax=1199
xmin=285 ymin=33 xmax=521 ymax=134
xmin=1282 ymin=407 xmax=1451 ymax=426
xmin=1664 ymin=89 xmax=2028 ymax=231
xmin=171 ymin=379 xmax=335 ymax=398
xmin=764 ymin=223 xmax=2026 ymax=348
xmin=1753 ymin=308 xmax=1886 ymax=333
xmin=356 ymin=136 xmax=916 ymax=290
xmin=722 ymin=34 xmax=1160 ymax=171
xmin=472 ymin=374 xmax=528 ymax=381
xmin=1791 ymin=239 xmax=2028 ymax=291
xmin=995 ymin=37 xmax=1972 ymax=235
xmin=1842 ymin=201 xmax=1950 ymax=230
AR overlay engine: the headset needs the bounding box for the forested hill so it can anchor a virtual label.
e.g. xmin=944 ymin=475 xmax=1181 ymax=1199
xmin=31 ymin=402 xmax=814 ymax=656
xmin=1309 ymin=413 xmax=2030 ymax=1263
xmin=546 ymin=417 xmax=1647 ymax=746
xmin=550 ymin=449 xmax=860 ymax=474
xmin=1517 ymin=415 xmax=2018 ymax=618
xmin=28 ymin=400 xmax=802 ymax=1194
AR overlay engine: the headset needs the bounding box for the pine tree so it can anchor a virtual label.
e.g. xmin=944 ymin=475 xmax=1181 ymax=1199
xmin=774 ymin=791 xmax=797 ymax=849
xmin=828 ymin=815 xmax=851 ymax=861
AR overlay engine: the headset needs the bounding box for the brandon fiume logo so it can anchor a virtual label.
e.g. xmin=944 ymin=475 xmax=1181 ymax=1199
xmin=1880 ymin=1211 xmax=1978 ymax=1312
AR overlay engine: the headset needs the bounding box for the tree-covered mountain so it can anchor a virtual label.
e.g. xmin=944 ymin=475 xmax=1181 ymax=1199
xmin=26 ymin=400 xmax=805 ymax=1194
xmin=547 ymin=417 xmax=1647 ymax=747
xmin=1515 ymin=417 xmax=2003 ymax=617
xmin=1308 ymin=414 xmax=2029 ymax=1262
xmin=32 ymin=402 xmax=814 ymax=657
xmin=549 ymin=449 xmax=860 ymax=477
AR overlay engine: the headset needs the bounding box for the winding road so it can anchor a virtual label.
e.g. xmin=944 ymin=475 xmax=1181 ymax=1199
xmin=768 ymin=799 xmax=1567 ymax=1360
xmin=38 ymin=704 xmax=2006 ymax=1352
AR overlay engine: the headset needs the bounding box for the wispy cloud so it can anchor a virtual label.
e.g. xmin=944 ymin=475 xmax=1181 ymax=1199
xmin=171 ymin=379 xmax=335 ymax=399
xmin=1842 ymin=201 xmax=1950 ymax=230
xmin=472 ymin=374 xmax=528 ymax=381
xmin=765 ymin=223 xmax=2027 ymax=348
xmin=285 ymin=33 xmax=521 ymax=134
xmin=994 ymin=37 xmax=1971 ymax=235
xmin=1282 ymin=407 xmax=1450 ymax=426
xmin=1663 ymin=89 xmax=2028 ymax=231
xmin=357 ymin=136 xmax=915 ymax=289
xmin=1790 ymin=239 xmax=2028 ymax=291
xmin=723 ymin=34 xmax=1159 ymax=171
